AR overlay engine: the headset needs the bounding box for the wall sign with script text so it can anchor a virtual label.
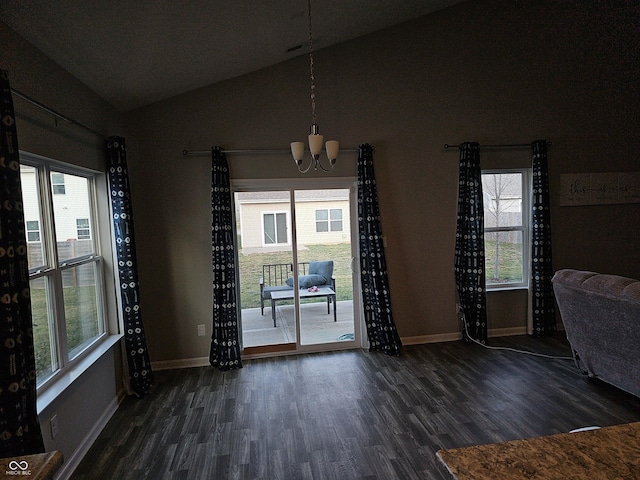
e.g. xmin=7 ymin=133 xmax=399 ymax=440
xmin=559 ymin=172 xmax=640 ymax=206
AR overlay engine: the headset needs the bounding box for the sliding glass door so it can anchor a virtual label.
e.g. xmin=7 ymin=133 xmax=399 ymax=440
xmin=235 ymin=181 xmax=359 ymax=355
xmin=235 ymin=190 xmax=295 ymax=349
xmin=295 ymin=189 xmax=355 ymax=346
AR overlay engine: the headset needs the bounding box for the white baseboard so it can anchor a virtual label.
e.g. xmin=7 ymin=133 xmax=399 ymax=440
xmin=489 ymin=326 xmax=528 ymax=337
xmin=151 ymin=357 xmax=210 ymax=371
xmin=152 ymin=326 xmax=560 ymax=371
xmin=153 ymin=327 xmax=542 ymax=370
xmin=401 ymin=326 xmax=530 ymax=346
xmin=401 ymin=332 xmax=461 ymax=345
xmin=55 ymin=388 xmax=127 ymax=480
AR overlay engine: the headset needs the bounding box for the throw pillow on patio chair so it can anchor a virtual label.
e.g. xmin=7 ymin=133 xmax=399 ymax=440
xmin=285 ymin=260 xmax=335 ymax=290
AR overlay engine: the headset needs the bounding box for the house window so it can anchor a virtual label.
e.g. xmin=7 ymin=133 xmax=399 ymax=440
xmin=263 ymin=212 xmax=288 ymax=245
xmin=51 ymin=172 xmax=66 ymax=194
xmin=77 ymin=218 xmax=91 ymax=240
xmin=26 ymin=220 xmax=41 ymax=242
xmin=316 ymin=208 xmax=343 ymax=232
xmin=21 ymin=158 xmax=106 ymax=388
xmin=482 ymin=170 xmax=530 ymax=289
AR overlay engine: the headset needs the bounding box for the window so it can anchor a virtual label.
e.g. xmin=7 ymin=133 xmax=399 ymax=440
xmin=315 ymin=208 xmax=343 ymax=232
xmin=330 ymin=209 xmax=343 ymax=232
xmin=263 ymin=212 xmax=288 ymax=245
xmin=316 ymin=209 xmax=329 ymax=232
xmin=77 ymin=218 xmax=91 ymax=240
xmin=482 ymin=170 xmax=530 ymax=289
xmin=21 ymin=157 xmax=106 ymax=388
xmin=26 ymin=220 xmax=41 ymax=242
xmin=51 ymin=172 xmax=66 ymax=194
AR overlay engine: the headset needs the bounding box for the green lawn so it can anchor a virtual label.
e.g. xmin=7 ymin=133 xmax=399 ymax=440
xmin=30 ymin=286 xmax=53 ymax=382
xmin=30 ymin=284 xmax=99 ymax=382
xmin=485 ymin=240 xmax=523 ymax=284
xmin=239 ymin=239 xmax=522 ymax=307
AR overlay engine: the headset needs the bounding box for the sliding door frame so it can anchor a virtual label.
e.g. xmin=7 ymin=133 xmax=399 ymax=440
xmin=233 ymin=177 xmax=365 ymax=358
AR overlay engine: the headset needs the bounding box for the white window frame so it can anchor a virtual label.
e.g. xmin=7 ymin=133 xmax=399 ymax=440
xmin=330 ymin=208 xmax=343 ymax=232
xmin=482 ymin=168 xmax=530 ymax=291
xmin=51 ymin=172 xmax=66 ymax=194
xmin=26 ymin=219 xmax=41 ymax=242
xmin=315 ymin=209 xmax=329 ymax=232
xmin=315 ymin=208 xmax=343 ymax=232
xmin=76 ymin=218 xmax=91 ymax=240
xmin=20 ymin=152 xmax=110 ymax=392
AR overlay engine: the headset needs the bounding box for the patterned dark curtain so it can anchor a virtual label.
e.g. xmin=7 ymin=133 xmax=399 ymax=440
xmin=531 ymin=139 xmax=556 ymax=337
xmin=357 ymin=144 xmax=402 ymax=356
xmin=106 ymin=137 xmax=153 ymax=396
xmin=454 ymin=142 xmax=488 ymax=343
xmin=0 ymin=70 xmax=45 ymax=456
xmin=210 ymin=147 xmax=242 ymax=370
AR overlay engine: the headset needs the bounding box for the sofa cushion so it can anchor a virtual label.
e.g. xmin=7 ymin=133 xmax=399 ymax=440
xmin=285 ymin=274 xmax=326 ymax=289
xmin=261 ymin=285 xmax=292 ymax=299
xmin=308 ymin=260 xmax=333 ymax=283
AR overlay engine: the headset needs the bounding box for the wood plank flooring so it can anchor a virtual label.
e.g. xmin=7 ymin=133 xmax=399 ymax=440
xmin=70 ymin=336 xmax=640 ymax=479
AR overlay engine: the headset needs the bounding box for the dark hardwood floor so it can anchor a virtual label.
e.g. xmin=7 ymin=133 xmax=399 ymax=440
xmin=71 ymin=336 xmax=640 ymax=479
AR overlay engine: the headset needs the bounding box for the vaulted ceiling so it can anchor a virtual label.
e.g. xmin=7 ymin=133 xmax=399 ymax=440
xmin=0 ymin=0 xmax=464 ymax=111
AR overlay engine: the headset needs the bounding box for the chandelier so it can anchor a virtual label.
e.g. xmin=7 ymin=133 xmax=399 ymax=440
xmin=290 ymin=0 xmax=339 ymax=173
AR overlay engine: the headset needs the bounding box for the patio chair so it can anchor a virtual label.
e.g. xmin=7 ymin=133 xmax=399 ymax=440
xmin=259 ymin=260 xmax=335 ymax=315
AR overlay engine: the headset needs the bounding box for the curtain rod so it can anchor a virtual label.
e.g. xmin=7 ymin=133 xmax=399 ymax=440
xmin=10 ymin=88 xmax=105 ymax=138
xmin=443 ymin=142 xmax=551 ymax=150
xmin=182 ymin=148 xmax=360 ymax=157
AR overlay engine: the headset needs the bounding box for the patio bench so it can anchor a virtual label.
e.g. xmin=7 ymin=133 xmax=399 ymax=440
xmin=259 ymin=260 xmax=335 ymax=316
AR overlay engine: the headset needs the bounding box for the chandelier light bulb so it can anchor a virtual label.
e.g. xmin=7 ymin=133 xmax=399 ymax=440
xmin=290 ymin=142 xmax=305 ymax=164
xmin=308 ymin=124 xmax=324 ymax=157
xmin=325 ymin=140 xmax=339 ymax=163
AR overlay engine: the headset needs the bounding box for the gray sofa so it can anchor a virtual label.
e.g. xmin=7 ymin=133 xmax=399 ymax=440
xmin=552 ymin=269 xmax=640 ymax=398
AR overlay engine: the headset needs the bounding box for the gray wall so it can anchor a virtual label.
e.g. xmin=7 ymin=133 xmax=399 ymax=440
xmin=125 ymin=0 xmax=640 ymax=361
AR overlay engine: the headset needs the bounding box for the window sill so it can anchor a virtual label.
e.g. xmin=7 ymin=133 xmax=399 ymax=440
xmin=36 ymin=334 xmax=123 ymax=414
xmin=487 ymin=285 xmax=529 ymax=293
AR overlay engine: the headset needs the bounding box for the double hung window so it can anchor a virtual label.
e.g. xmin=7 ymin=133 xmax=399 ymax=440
xmin=482 ymin=170 xmax=530 ymax=289
xmin=20 ymin=155 xmax=106 ymax=388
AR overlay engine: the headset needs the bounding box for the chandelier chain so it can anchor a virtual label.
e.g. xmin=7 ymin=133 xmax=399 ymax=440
xmin=290 ymin=0 xmax=337 ymax=172
xmin=308 ymin=0 xmax=316 ymax=125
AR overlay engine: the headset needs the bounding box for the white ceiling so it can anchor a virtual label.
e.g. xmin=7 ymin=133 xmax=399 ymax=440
xmin=1 ymin=0 xmax=464 ymax=112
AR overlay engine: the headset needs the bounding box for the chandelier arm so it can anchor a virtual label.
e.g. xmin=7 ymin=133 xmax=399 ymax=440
xmin=296 ymin=158 xmax=314 ymax=174
xmin=315 ymin=158 xmax=334 ymax=172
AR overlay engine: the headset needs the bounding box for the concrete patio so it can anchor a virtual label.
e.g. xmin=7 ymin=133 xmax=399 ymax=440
xmin=241 ymin=299 xmax=355 ymax=348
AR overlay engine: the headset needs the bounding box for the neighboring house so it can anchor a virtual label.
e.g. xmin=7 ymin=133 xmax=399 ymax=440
xmin=235 ymin=190 xmax=350 ymax=252
xmin=482 ymin=172 xmax=523 ymax=229
xmin=21 ymin=166 xmax=94 ymax=266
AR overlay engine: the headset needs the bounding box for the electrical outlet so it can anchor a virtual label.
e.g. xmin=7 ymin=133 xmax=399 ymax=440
xmin=50 ymin=415 xmax=59 ymax=439
xmin=197 ymin=324 xmax=205 ymax=337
